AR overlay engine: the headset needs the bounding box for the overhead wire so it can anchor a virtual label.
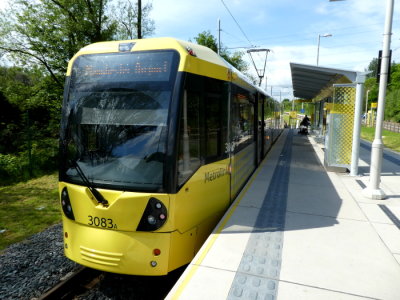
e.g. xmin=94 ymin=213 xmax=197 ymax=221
xmin=253 ymin=22 xmax=386 ymax=44
xmin=221 ymin=29 xmax=252 ymax=48
xmin=220 ymin=0 xmax=270 ymax=84
xmin=220 ymin=0 xmax=254 ymax=48
xmin=218 ymin=2 xmax=399 ymax=93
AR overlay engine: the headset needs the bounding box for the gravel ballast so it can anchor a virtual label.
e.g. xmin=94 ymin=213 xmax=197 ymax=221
xmin=1 ymin=223 xmax=185 ymax=299
xmin=0 ymin=223 xmax=79 ymax=300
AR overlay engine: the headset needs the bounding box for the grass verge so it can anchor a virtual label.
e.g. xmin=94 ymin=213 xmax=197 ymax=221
xmin=361 ymin=126 xmax=400 ymax=153
xmin=0 ymin=173 xmax=60 ymax=252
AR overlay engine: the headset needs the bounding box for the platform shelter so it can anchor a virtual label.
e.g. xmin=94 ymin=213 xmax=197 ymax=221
xmin=290 ymin=63 xmax=367 ymax=174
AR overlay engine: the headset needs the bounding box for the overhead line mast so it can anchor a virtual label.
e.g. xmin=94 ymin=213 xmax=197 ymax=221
xmin=219 ymin=0 xmax=271 ymax=88
xmin=247 ymin=49 xmax=271 ymax=87
xmin=137 ymin=0 xmax=142 ymax=39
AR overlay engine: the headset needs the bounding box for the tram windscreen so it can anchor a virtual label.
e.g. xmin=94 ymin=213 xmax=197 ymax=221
xmin=60 ymin=50 xmax=179 ymax=191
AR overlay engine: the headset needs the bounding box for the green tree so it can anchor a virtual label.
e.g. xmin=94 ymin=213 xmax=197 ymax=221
xmin=365 ymin=57 xmax=400 ymax=122
xmin=385 ymin=89 xmax=400 ymax=122
xmin=0 ymin=0 xmax=155 ymax=87
xmin=193 ymin=31 xmax=248 ymax=73
xmin=366 ymin=57 xmax=379 ymax=78
xmin=281 ymin=98 xmax=292 ymax=112
xmin=193 ymin=31 xmax=218 ymax=52
xmin=0 ymin=0 xmax=118 ymax=88
xmin=0 ymin=0 xmax=156 ymax=182
xmin=0 ymin=66 xmax=61 ymax=182
xmin=385 ymin=62 xmax=400 ymax=122
xmin=0 ymin=90 xmax=21 ymax=153
xmin=388 ymin=63 xmax=400 ymax=90
xmin=364 ymin=77 xmax=378 ymax=111
xmin=113 ymin=0 xmax=155 ymax=40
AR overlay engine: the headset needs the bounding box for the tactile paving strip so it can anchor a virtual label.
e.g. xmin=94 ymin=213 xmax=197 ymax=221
xmin=227 ymin=130 xmax=293 ymax=300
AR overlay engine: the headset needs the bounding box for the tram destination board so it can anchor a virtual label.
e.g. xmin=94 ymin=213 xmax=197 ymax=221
xmin=71 ymin=51 xmax=178 ymax=84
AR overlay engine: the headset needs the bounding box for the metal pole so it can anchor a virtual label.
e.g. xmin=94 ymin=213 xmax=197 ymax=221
xmin=291 ymin=98 xmax=295 ymax=128
xmin=365 ymin=89 xmax=370 ymax=124
xmin=350 ymin=73 xmax=367 ymax=176
xmin=137 ymin=0 xmax=142 ymax=39
xmin=317 ymin=34 xmax=321 ymax=66
xmin=217 ymin=19 xmax=221 ymax=55
xmin=363 ymin=0 xmax=394 ymax=200
xmin=317 ymin=34 xmax=332 ymax=66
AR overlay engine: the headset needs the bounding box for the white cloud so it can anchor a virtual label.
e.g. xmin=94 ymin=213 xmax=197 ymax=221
xmin=0 ymin=0 xmax=9 ymax=10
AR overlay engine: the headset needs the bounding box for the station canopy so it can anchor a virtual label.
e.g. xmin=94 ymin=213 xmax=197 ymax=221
xmin=290 ymin=62 xmax=358 ymax=100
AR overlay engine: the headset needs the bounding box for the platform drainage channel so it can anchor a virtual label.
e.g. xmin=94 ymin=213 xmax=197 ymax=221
xmin=227 ymin=130 xmax=293 ymax=300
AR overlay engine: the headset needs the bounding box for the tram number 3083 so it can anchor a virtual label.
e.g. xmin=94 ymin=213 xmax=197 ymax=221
xmin=88 ymin=215 xmax=118 ymax=229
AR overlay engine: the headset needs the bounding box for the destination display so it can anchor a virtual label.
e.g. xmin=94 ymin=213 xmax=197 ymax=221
xmin=71 ymin=51 xmax=178 ymax=84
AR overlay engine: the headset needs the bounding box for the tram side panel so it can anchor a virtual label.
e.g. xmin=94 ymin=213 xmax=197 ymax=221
xmin=230 ymin=86 xmax=256 ymax=199
xmin=168 ymin=73 xmax=231 ymax=270
xmin=263 ymin=97 xmax=275 ymax=154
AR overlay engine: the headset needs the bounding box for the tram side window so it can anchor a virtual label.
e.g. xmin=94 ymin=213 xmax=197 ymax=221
xmin=177 ymin=74 xmax=228 ymax=187
xmin=204 ymin=78 xmax=227 ymax=162
xmin=177 ymin=91 xmax=201 ymax=186
xmin=205 ymin=94 xmax=220 ymax=158
xmin=231 ymin=90 xmax=254 ymax=152
xmin=264 ymin=98 xmax=274 ymax=128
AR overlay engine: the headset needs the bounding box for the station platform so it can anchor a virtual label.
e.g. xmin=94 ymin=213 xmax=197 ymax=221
xmin=166 ymin=129 xmax=400 ymax=300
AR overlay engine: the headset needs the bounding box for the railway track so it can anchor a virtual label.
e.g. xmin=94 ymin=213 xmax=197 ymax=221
xmin=37 ymin=264 xmax=187 ymax=299
xmin=38 ymin=266 xmax=103 ymax=300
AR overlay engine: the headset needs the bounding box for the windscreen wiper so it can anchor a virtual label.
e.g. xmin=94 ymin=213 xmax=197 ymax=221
xmin=71 ymin=160 xmax=109 ymax=206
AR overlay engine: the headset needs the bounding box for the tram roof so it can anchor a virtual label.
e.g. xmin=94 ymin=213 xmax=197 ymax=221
xmin=68 ymin=37 xmax=267 ymax=94
xmin=290 ymin=62 xmax=358 ymax=100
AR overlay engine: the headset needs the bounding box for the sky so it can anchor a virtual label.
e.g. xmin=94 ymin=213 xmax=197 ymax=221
xmin=1 ymin=0 xmax=399 ymax=100
xmin=149 ymin=0 xmax=400 ymax=100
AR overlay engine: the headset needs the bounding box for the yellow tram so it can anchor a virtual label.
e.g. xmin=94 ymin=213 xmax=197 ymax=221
xmin=59 ymin=38 xmax=281 ymax=275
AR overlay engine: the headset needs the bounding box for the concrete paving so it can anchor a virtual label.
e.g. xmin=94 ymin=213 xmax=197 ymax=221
xmin=167 ymin=129 xmax=400 ymax=300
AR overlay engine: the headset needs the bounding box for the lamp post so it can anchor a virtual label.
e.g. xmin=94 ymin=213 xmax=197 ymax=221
xmin=317 ymin=33 xmax=332 ymax=65
xmin=365 ymin=89 xmax=370 ymax=124
xmin=328 ymin=0 xmax=394 ymax=199
xmin=363 ymin=0 xmax=395 ymax=200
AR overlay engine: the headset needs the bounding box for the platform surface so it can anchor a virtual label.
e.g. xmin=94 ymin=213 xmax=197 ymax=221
xmin=166 ymin=129 xmax=400 ymax=300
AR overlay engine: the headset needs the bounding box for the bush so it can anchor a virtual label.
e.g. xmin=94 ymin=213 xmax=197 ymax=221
xmin=0 ymin=153 xmax=27 ymax=184
xmin=0 ymin=139 xmax=58 ymax=186
xmin=385 ymin=89 xmax=400 ymax=123
xmin=30 ymin=140 xmax=59 ymax=172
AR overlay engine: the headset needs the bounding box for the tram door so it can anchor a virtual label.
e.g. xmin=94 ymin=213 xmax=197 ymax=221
xmin=256 ymin=94 xmax=264 ymax=165
xmin=230 ymin=86 xmax=256 ymax=200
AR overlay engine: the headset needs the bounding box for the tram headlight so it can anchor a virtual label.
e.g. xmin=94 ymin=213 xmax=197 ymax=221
xmin=61 ymin=187 xmax=75 ymax=220
xmin=137 ymin=197 xmax=167 ymax=231
xmin=147 ymin=215 xmax=156 ymax=225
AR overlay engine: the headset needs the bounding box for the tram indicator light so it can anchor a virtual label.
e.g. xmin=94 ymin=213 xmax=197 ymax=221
xmin=186 ymin=46 xmax=197 ymax=57
xmin=119 ymin=42 xmax=135 ymax=52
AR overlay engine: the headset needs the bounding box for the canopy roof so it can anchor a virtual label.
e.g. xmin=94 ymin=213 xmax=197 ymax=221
xmin=290 ymin=63 xmax=358 ymax=99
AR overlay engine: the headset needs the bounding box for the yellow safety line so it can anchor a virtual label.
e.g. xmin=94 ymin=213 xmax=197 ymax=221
xmin=170 ymin=134 xmax=285 ymax=299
